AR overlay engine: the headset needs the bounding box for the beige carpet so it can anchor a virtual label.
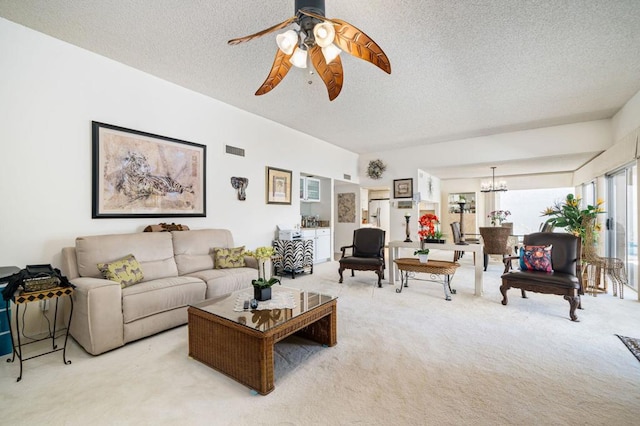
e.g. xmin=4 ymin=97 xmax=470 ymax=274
xmin=1 ymin=253 xmax=639 ymax=425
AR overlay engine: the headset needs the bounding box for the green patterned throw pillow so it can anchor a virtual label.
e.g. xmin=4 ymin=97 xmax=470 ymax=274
xmin=213 ymin=246 xmax=246 ymax=269
xmin=97 ymin=254 xmax=144 ymax=288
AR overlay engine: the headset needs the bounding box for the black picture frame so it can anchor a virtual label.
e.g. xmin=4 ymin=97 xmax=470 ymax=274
xmin=393 ymin=178 xmax=413 ymax=199
xmin=266 ymin=166 xmax=292 ymax=205
xmin=92 ymin=121 xmax=206 ymax=218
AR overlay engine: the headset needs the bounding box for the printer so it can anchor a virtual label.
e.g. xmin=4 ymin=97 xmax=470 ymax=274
xmin=277 ymin=224 xmax=301 ymax=241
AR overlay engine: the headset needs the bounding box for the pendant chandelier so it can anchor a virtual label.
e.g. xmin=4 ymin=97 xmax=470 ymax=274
xmin=480 ymin=166 xmax=507 ymax=193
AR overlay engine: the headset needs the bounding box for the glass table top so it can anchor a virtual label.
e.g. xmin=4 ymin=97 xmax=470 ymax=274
xmin=190 ymin=285 xmax=336 ymax=332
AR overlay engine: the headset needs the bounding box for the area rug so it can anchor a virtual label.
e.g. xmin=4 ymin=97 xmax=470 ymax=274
xmin=615 ymin=334 xmax=640 ymax=363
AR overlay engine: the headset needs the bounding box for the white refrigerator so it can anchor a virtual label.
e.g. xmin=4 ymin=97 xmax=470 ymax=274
xmin=368 ymin=199 xmax=390 ymax=244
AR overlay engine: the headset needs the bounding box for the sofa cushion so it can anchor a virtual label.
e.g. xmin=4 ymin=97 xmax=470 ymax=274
xmin=122 ymin=276 xmax=206 ymax=323
xmin=97 ymin=253 xmax=144 ymax=288
xmin=172 ymin=229 xmax=236 ymax=275
xmin=186 ymin=267 xmax=256 ymax=298
xmin=213 ymin=246 xmax=246 ymax=268
xmin=519 ymin=245 xmax=552 ymax=272
xmin=76 ymin=232 xmax=178 ymax=281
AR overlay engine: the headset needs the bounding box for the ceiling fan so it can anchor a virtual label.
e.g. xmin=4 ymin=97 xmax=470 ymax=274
xmin=228 ymin=0 xmax=391 ymax=101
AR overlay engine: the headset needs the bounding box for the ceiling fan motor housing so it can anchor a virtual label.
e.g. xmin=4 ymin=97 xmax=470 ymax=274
xmin=296 ymin=0 xmax=325 ymax=47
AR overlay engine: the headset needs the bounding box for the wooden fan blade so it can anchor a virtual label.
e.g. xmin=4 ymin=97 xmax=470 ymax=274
xmin=332 ymin=18 xmax=391 ymax=74
xmin=228 ymin=16 xmax=297 ymax=45
xmin=255 ymin=49 xmax=293 ymax=96
xmin=309 ymin=45 xmax=343 ymax=101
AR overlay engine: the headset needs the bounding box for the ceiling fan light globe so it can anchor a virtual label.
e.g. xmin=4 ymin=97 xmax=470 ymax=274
xmin=321 ymin=43 xmax=341 ymax=63
xmin=276 ymin=30 xmax=298 ymax=55
xmin=313 ymin=22 xmax=335 ymax=47
xmin=290 ymin=47 xmax=308 ymax=68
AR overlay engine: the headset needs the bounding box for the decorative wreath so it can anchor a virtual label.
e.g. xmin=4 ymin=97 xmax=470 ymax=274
xmin=367 ymin=159 xmax=386 ymax=180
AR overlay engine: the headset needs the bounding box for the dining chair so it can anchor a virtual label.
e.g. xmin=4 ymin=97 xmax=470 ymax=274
xmin=479 ymin=226 xmax=512 ymax=271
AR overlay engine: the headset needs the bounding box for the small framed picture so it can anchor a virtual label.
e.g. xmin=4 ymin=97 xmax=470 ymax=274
xmin=266 ymin=166 xmax=292 ymax=205
xmin=393 ymin=178 xmax=413 ymax=199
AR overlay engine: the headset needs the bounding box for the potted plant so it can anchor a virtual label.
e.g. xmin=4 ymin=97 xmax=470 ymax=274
xmin=488 ymin=210 xmax=511 ymax=226
xmin=541 ymin=193 xmax=605 ymax=245
xmin=245 ymin=246 xmax=281 ymax=301
xmin=418 ymin=213 xmax=444 ymax=243
xmin=414 ymin=248 xmax=430 ymax=263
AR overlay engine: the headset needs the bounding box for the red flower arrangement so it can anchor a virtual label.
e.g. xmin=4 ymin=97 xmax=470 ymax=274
xmin=418 ymin=213 xmax=440 ymax=240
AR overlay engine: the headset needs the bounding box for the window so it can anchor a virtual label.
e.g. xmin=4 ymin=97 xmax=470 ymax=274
xmin=501 ymin=187 xmax=573 ymax=235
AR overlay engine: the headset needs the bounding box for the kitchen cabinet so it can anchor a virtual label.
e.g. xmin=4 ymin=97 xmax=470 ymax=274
xmin=301 ymin=227 xmax=331 ymax=263
xmin=448 ymin=192 xmax=476 ymax=213
xmin=300 ymin=177 xmax=321 ymax=202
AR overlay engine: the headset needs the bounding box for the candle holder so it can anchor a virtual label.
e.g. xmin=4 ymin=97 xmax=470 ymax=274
xmin=404 ymin=213 xmax=412 ymax=242
xmin=457 ymin=201 xmax=468 ymax=245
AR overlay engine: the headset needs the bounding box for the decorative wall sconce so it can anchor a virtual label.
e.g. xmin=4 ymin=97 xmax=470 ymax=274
xmin=231 ymin=177 xmax=249 ymax=200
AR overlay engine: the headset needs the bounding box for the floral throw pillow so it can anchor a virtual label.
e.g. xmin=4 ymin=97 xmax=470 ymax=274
xmin=519 ymin=245 xmax=553 ymax=272
xmin=97 ymin=254 xmax=144 ymax=288
xmin=213 ymin=246 xmax=246 ymax=269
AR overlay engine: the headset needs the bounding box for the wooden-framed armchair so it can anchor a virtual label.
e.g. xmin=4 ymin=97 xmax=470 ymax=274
xmin=338 ymin=228 xmax=386 ymax=287
xmin=500 ymin=232 xmax=583 ymax=321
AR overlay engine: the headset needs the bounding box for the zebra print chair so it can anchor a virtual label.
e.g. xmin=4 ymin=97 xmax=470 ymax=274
xmin=338 ymin=228 xmax=386 ymax=287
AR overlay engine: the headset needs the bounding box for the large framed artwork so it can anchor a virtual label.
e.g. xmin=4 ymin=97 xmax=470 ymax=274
xmin=393 ymin=178 xmax=413 ymax=199
xmin=92 ymin=121 xmax=206 ymax=218
xmin=266 ymin=166 xmax=292 ymax=205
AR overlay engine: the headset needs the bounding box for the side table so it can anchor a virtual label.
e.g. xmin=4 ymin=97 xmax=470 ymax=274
xmin=6 ymin=286 xmax=74 ymax=382
xmin=1 ymin=266 xmax=21 ymax=357
xmin=272 ymin=240 xmax=314 ymax=279
xmin=394 ymin=258 xmax=460 ymax=301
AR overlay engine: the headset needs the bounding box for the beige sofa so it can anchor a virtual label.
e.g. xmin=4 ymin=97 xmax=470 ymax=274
xmin=61 ymin=229 xmax=258 ymax=355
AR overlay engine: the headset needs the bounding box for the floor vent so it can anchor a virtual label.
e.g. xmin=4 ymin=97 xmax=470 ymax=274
xmin=343 ymin=174 xmax=351 ymax=180
xmin=225 ymin=145 xmax=245 ymax=157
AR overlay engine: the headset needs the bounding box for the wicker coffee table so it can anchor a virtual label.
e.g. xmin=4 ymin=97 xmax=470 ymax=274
xmin=188 ymin=286 xmax=337 ymax=395
xmin=394 ymin=258 xmax=460 ymax=300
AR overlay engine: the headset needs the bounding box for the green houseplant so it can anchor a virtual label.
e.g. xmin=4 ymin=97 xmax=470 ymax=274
xmin=245 ymin=246 xmax=280 ymax=301
xmin=414 ymin=248 xmax=430 ymax=263
xmin=541 ymin=193 xmax=604 ymax=244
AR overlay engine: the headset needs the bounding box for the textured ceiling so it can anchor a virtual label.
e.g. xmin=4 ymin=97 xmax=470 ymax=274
xmin=2 ymin=0 xmax=640 ymax=179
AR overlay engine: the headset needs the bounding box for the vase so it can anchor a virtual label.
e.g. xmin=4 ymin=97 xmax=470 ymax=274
xmin=253 ymin=286 xmax=272 ymax=301
xmin=418 ymin=254 xmax=429 ymax=264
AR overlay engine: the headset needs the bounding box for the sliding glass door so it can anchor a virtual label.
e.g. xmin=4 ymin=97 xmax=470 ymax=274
xmin=606 ymin=164 xmax=638 ymax=293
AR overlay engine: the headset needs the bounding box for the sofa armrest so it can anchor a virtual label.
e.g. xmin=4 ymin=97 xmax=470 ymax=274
xmin=60 ymin=247 xmax=80 ymax=280
xmin=69 ymin=277 xmax=124 ymax=355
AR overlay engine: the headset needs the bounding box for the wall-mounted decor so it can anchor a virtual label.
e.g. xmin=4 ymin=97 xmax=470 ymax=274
xmin=230 ymin=177 xmax=249 ymax=200
xmin=393 ymin=178 xmax=413 ymax=199
xmin=397 ymin=201 xmax=413 ymax=209
xmin=366 ymin=159 xmax=386 ymax=179
xmin=338 ymin=193 xmax=356 ymax=223
xmin=266 ymin=166 xmax=292 ymax=205
xmin=92 ymin=121 xmax=206 ymax=218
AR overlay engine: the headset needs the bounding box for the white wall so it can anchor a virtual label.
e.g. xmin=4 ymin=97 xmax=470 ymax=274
xmin=612 ymin=89 xmax=640 ymax=143
xmin=358 ymin=120 xmax=613 ymax=176
xmin=574 ymin=87 xmax=640 ymax=185
xmin=0 ymin=19 xmax=358 ymax=268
